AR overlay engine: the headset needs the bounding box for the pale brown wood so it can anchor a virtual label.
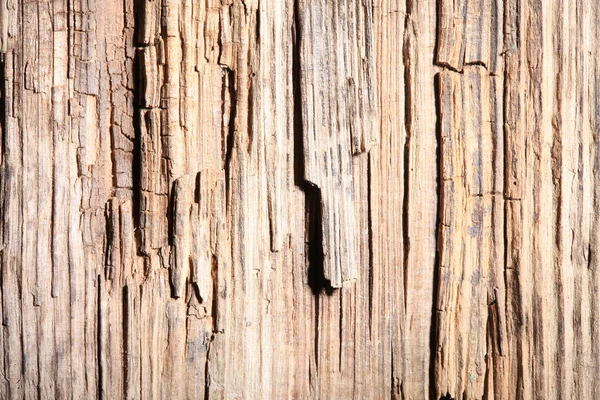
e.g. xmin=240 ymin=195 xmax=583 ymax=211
xmin=0 ymin=0 xmax=599 ymax=398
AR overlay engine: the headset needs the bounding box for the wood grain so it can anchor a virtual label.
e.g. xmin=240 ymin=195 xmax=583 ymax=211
xmin=0 ymin=0 xmax=598 ymax=398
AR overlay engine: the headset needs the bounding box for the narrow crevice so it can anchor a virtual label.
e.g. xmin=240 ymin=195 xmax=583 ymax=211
xmin=194 ymin=172 xmax=201 ymax=204
xmin=291 ymin=5 xmax=305 ymax=189
xmin=390 ymin=348 xmax=395 ymax=399
xmin=314 ymin=289 xmax=320 ymax=369
xmin=465 ymin=60 xmax=489 ymax=70
xmin=306 ymin=184 xmax=332 ymax=296
xmin=66 ymin=0 xmax=72 ymax=81
xmin=167 ymin=180 xmax=177 ymax=248
xmin=190 ymin=276 xmax=203 ymax=305
xmin=97 ymin=274 xmax=103 ymax=400
xmin=122 ymin=285 xmax=129 ymax=400
xmin=108 ymin=124 xmax=120 ymax=193
xmin=223 ymin=68 xmax=236 ymax=202
xmin=338 ymin=292 xmax=343 ymax=372
xmin=501 ymin=23 xmax=512 ymax=374
xmin=0 ymin=53 xmax=7 ymax=320
xmin=292 ymin=0 xmax=331 ymax=296
xmin=401 ymin=4 xmax=413 ymax=316
xmin=131 ymin=48 xmax=143 ymax=255
xmin=482 ymin=306 xmax=493 ymax=399
xmin=255 ymin=5 xmax=261 ymax=42
xmin=166 ymin=181 xmax=178 ymax=297
xmin=0 ymin=54 xmax=6 ymax=161
xmin=367 ymin=153 xmax=374 ymax=336
xmin=203 ymin=330 xmax=213 ymax=400
xmin=19 ymin=306 xmax=25 ymax=377
xmin=132 ymin=0 xmax=147 ymax=46
xmin=103 ymin=202 xmax=114 ymax=281
xmin=432 ymin=0 xmax=440 ymax=66
xmin=430 ymin=73 xmax=443 ymax=400
xmin=246 ymin=70 xmax=255 ymax=154
xmin=210 ymin=254 xmax=220 ymax=331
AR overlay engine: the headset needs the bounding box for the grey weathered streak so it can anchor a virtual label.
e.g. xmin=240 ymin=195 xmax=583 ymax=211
xmin=0 ymin=0 xmax=597 ymax=398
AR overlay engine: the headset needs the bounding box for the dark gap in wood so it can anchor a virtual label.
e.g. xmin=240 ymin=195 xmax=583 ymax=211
xmin=167 ymin=181 xmax=177 ymax=298
xmin=131 ymin=49 xmax=143 ymax=255
xmin=402 ymin=2 xmax=412 ymax=317
xmin=194 ymin=172 xmax=201 ymax=204
xmin=483 ymin=308 xmax=493 ymax=398
xmin=367 ymin=153 xmax=374 ymax=336
xmin=501 ymin=21 xmax=512 ymax=374
xmin=132 ymin=0 xmax=146 ymax=46
xmin=465 ymin=60 xmax=488 ymax=69
xmin=292 ymin=0 xmax=331 ymax=297
xmin=19 ymin=302 xmax=25 ymax=377
xmin=338 ymin=291 xmax=343 ymax=372
xmin=255 ymin=6 xmax=260 ymax=43
xmin=314 ymin=291 xmax=320 ymax=371
xmin=390 ymin=346 xmax=395 ymax=399
xmin=0 ymin=53 xmax=7 ymax=313
xmin=205 ymin=253 xmax=218 ymax=398
xmin=190 ymin=260 xmax=203 ymax=304
xmin=108 ymin=113 xmax=119 ymax=193
xmin=211 ymin=253 xmax=219 ymax=329
xmin=167 ymin=180 xmax=176 ymax=247
xmin=223 ymin=68 xmax=236 ymax=201
xmin=292 ymin=0 xmax=305 ymax=188
xmin=103 ymin=202 xmax=113 ymax=281
xmin=550 ymin=15 xmax=566 ymax=383
xmin=96 ymin=274 xmax=103 ymax=400
xmin=431 ymin=0 xmax=440 ymax=65
xmin=246 ymin=67 xmax=255 ymax=154
xmin=306 ymin=184 xmax=332 ymax=296
xmin=204 ymin=338 xmax=211 ymax=400
xmin=431 ymin=72 xmax=443 ymax=400
xmin=0 ymin=54 xmax=5 ymax=163
xmin=122 ymin=285 xmax=129 ymax=400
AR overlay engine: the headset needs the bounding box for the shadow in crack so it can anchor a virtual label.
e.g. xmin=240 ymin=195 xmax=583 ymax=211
xmin=305 ymin=185 xmax=334 ymax=296
xmin=292 ymin=5 xmax=333 ymax=296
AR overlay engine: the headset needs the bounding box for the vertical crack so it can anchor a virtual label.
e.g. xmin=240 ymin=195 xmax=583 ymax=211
xmin=97 ymin=274 xmax=103 ymax=400
xmin=367 ymin=153 xmax=374 ymax=336
xmin=223 ymin=67 xmax=236 ymax=202
xmin=131 ymin=45 xmax=143 ymax=255
xmin=0 ymin=54 xmax=5 ymax=165
xmin=305 ymin=185 xmax=331 ymax=296
xmin=292 ymin=0 xmax=331 ymax=295
xmin=401 ymin=4 xmax=412 ymax=317
xmin=430 ymin=72 xmax=443 ymax=400
xmin=122 ymin=285 xmax=129 ymax=400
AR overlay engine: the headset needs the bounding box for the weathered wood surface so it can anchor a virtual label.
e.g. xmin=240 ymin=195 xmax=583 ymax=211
xmin=0 ymin=0 xmax=598 ymax=398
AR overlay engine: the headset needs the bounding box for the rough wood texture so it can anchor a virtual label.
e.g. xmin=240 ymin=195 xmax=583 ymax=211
xmin=0 ymin=0 xmax=598 ymax=398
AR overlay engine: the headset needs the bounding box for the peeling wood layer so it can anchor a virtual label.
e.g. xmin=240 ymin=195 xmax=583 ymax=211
xmin=297 ymin=0 xmax=378 ymax=288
